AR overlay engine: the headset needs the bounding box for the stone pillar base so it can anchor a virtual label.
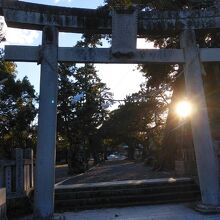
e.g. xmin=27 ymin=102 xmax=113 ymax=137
xmin=195 ymin=203 xmax=220 ymax=214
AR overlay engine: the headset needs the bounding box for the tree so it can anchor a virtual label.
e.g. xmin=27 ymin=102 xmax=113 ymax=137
xmin=102 ymin=0 xmax=218 ymax=170
xmin=0 ymin=51 xmax=37 ymax=158
xmin=105 ymin=0 xmax=214 ymax=10
xmin=136 ymin=0 xmax=219 ymax=170
xmin=57 ymin=62 xmax=113 ymax=173
xmin=0 ymin=17 xmax=6 ymax=43
xmin=100 ymin=84 xmax=167 ymax=160
xmin=58 ymin=0 xmax=219 ymax=171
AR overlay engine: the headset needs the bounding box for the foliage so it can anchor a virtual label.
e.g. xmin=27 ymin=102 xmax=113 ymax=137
xmin=100 ymin=83 xmax=168 ymax=159
xmin=0 ymin=17 xmax=6 ymax=43
xmin=57 ymin=61 xmax=113 ymax=171
xmin=60 ymin=0 xmax=219 ymax=170
xmin=0 ymin=51 xmax=37 ymax=158
xmin=105 ymin=0 xmax=215 ymax=9
xmin=102 ymin=0 xmax=219 ymax=170
xmin=137 ymin=0 xmax=220 ymax=170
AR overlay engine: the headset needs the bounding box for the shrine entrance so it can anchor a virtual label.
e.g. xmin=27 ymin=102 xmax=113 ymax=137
xmin=1 ymin=1 xmax=220 ymax=219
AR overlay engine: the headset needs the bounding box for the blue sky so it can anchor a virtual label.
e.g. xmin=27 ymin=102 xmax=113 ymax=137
xmin=24 ymin=0 xmax=103 ymax=8
xmin=2 ymin=0 xmax=152 ymax=108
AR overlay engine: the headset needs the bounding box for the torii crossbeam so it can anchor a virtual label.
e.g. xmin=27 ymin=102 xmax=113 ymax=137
xmin=1 ymin=1 xmax=220 ymax=219
xmin=5 ymin=46 xmax=220 ymax=63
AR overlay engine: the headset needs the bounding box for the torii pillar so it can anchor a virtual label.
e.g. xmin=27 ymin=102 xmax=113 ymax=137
xmin=181 ymin=29 xmax=220 ymax=211
xmin=34 ymin=26 xmax=59 ymax=219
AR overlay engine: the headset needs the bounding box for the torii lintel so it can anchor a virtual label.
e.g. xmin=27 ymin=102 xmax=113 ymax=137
xmin=1 ymin=1 xmax=220 ymax=36
xmin=5 ymin=46 xmax=220 ymax=64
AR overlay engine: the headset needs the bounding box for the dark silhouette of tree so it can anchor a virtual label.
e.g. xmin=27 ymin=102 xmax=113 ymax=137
xmin=57 ymin=62 xmax=113 ymax=173
xmin=100 ymin=86 xmax=167 ymax=160
xmin=0 ymin=51 xmax=37 ymax=158
xmin=103 ymin=0 xmax=218 ymax=170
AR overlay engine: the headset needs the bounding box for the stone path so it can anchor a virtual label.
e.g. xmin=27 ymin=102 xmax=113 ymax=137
xmin=57 ymin=160 xmax=171 ymax=186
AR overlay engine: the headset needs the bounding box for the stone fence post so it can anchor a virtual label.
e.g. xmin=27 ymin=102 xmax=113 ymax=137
xmin=24 ymin=148 xmax=34 ymax=189
xmin=0 ymin=148 xmax=34 ymax=197
xmin=15 ymin=148 xmax=24 ymax=194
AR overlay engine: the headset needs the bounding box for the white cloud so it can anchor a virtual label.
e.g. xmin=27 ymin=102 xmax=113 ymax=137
xmin=0 ymin=16 xmax=40 ymax=47
xmin=54 ymin=0 xmax=72 ymax=4
xmin=6 ymin=28 xmax=40 ymax=45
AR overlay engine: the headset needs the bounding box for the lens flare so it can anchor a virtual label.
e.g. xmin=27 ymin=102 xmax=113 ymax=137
xmin=176 ymin=100 xmax=192 ymax=118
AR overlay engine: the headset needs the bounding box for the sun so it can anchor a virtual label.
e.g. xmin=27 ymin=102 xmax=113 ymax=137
xmin=175 ymin=100 xmax=192 ymax=118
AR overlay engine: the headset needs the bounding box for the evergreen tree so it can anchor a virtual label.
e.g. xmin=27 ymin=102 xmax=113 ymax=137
xmin=57 ymin=63 xmax=113 ymax=173
xmin=103 ymin=0 xmax=218 ymax=169
xmin=0 ymin=51 xmax=37 ymax=158
xmin=100 ymin=84 xmax=167 ymax=160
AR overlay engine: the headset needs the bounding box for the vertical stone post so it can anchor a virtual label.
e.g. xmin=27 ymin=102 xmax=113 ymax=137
xmin=24 ymin=148 xmax=34 ymax=188
xmin=34 ymin=26 xmax=58 ymax=219
xmin=112 ymin=9 xmax=137 ymax=57
xmin=180 ymin=29 xmax=220 ymax=208
xmin=15 ymin=148 xmax=24 ymax=194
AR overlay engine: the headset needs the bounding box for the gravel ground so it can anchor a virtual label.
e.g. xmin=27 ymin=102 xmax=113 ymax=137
xmin=59 ymin=160 xmax=172 ymax=185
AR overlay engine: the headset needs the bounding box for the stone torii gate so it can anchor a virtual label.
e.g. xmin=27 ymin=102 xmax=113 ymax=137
xmin=1 ymin=0 xmax=220 ymax=219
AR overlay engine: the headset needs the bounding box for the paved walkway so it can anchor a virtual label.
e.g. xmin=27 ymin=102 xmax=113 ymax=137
xmin=57 ymin=160 xmax=171 ymax=186
xmin=64 ymin=203 xmax=220 ymax=220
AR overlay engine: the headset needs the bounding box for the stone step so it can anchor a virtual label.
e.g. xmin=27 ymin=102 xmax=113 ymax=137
xmin=56 ymin=198 xmax=198 ymax=212
xmin=55 ymin=178 xmax=200 ymax=212
xmin=55 ymin=184 xmax=199 ymax=200
xmin=55 ymin=191 xmax=200 ymax=211
xmin=55 ymin=177 xmax=195 ymax=193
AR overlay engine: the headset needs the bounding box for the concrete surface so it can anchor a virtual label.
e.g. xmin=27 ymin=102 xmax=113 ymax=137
xmin=64 ymin=203 xmax=220 ymax=220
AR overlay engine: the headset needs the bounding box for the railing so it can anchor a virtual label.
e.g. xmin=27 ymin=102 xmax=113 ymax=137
xmin=0 ymin=188 xmax=7 ymax=219
xmin=0 ymin=149 xmax=34 ymax=198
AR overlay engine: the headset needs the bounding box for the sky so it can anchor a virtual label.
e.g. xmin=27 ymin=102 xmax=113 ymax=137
xmin=2 ymin=0 xmax=154 ymax=108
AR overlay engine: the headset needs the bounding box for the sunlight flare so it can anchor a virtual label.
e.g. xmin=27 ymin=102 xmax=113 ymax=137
xmin=175 ymin=100 xmax=192 ymax=118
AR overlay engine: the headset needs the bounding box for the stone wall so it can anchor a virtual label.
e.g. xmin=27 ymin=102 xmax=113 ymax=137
xmin=0 ymin=148 xmax=34 ymax=198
